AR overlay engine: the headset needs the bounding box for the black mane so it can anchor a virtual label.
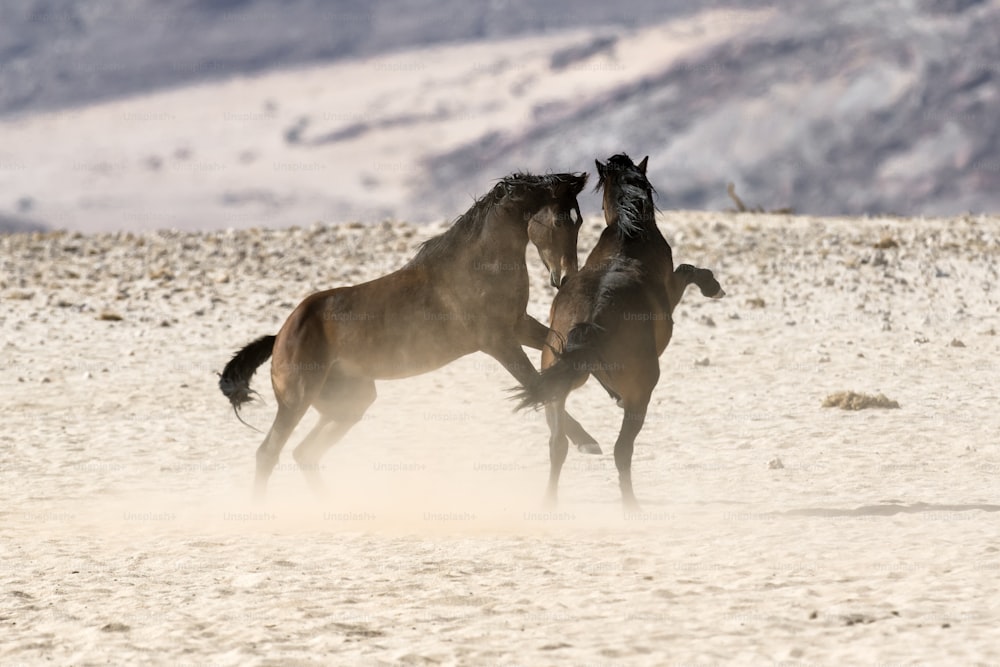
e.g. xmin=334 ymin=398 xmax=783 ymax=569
xmin=408 ymin=172 xmax=579 ymax=264
xmin=596 ymin=153 xmax=657 ymax=241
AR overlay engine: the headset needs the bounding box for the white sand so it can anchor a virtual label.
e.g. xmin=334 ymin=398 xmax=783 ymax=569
xmin=2 ymin=212 xmax=999 ymax=665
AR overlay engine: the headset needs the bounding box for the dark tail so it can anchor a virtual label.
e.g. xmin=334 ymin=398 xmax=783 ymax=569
xmin=515 ymin=322 xmax=607 ymax=410
xmin=218 ymin=334 xmax=276 ymax=428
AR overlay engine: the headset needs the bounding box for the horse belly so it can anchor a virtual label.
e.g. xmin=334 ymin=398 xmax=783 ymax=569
xmin=333 ymin=318 xmax=478 ymax=380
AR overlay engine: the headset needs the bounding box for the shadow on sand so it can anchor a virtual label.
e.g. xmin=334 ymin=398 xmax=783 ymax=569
xmin=784 ymin=501 xmax=1000 ymax=518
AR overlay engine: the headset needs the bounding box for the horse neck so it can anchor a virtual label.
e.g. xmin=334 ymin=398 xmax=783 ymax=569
xmin=474 ymin=203 xmax=531 ymax=262
xmin=587 ymin=218 xmax=674 ymax=274
xmin=582 ymin=227 xmax=620 ymax=268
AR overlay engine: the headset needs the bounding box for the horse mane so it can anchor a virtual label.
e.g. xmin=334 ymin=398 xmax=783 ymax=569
xmin=408 ymin=172 xmax=577 ymax=264
xmin=596 ymin=153 xmax=657 ymax=241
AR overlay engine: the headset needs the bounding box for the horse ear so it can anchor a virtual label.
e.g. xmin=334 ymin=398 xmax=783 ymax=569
xmin=572 ymin=172 xmax=589 ymax=194
xmin=595 ymin=160 xmax=606 ymax=180
xmin=637 ymin=156 xmax=649 ymax=175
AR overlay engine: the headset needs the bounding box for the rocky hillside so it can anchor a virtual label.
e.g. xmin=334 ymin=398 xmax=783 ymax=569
xmin=0 ymin=0 xmax=721 ymax=116
xmin=425 ymin=0 xmax=1000 ymax=216
xmin=1 ymin=0 xmax=998 ymax=231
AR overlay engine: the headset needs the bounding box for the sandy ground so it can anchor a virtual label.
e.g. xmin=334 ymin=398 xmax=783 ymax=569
xmin=2 ymin=211 xmax=1000 ymax=665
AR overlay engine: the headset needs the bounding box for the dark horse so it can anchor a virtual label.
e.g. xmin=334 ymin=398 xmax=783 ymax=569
xmin=516 ymin=154 xmax=724 ymax=510
xmin=219 ymin=172 xmax=601 ymax=500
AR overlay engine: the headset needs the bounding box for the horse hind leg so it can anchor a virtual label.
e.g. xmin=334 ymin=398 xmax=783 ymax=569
xmin=614 ymin=395 xmax=651 ymax=513
xmin=544 ymin=397 xmax=570 ymax=509
xmin=255 ymin=402 xmax=309 ymax=503
xmin=292 ymin=378 xmax=377 ymax=498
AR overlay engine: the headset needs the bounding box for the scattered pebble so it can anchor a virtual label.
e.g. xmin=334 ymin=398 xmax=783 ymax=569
xmin=842 ymin=613 xmax=876 ymax=626
xmin=949 ymin=338 xmax=966 ymax=348
xmin=98 ymin=311 xmax=123 ymax=321
xmin=695 ymin=357 xmax=710 ymax=367
xmin=768 ymin=457 xmax=784 ymax=470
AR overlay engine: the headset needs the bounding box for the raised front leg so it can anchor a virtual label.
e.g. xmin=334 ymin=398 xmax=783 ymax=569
xmin=516 ymin=315 xmax=552 ymax=351
xmin=511 ymin=322 xmax=603 ymax=455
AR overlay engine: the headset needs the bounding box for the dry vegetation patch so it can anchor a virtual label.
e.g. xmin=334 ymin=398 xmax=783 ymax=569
xmin=822 ymin=391 xmax=901 ymax=410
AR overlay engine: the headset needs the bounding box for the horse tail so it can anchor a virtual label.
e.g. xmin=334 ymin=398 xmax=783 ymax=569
xmin=515 ymin=322 xmax=607 ymax=410
xmin=218 ymin=335 xmax=276 ymax=427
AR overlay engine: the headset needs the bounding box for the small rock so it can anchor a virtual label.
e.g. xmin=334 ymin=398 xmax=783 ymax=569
xmin=98 ymin=311 xmax=123 ymax=322
xmin=949 ymin=338 xmax=966 ymax=348
xmin=695 ymin=357 xmax=710 ymax=367
xmin=768 ymin=457 xmax=784 ymax=470
xmin=100 ymin=622 xmax=130 ymax=633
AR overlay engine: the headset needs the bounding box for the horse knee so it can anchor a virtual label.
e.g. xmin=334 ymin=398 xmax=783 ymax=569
xmin=291 ymin=445 xmax=313 ymax=467
xmin=256 ymin=445 xmax=280 ymax=472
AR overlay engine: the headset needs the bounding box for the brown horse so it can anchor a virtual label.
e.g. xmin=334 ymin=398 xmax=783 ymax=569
xmin=219 ymin=172 xmax=601 ymax=500
xmin=516 ymin=154 xmax=724 ymax=510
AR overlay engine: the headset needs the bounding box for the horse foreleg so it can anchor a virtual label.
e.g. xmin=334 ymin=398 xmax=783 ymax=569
xmin=490 ymin=340 xmax=602 ymax=454
xmin=564 ymin=416 xmax=601 ymax=454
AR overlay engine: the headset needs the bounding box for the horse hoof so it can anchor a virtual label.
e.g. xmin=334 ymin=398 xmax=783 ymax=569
xmin=623 ymin=502 xmax=642 ymax=516
xmin=576 ymin=442 xmax=603 ymax=455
